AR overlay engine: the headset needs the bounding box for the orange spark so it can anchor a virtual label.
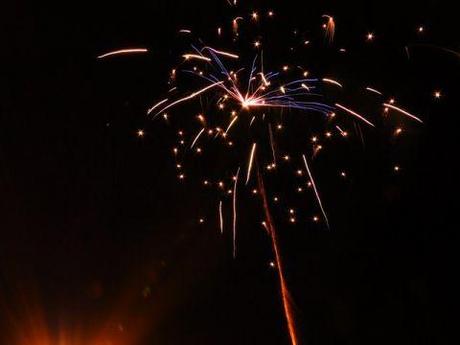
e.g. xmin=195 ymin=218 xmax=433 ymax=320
xmin=322 ymin=15 xmax=335 ymax=43
xmin=335 ymin=103 xmax=375 ymax=127
xmin=182 ymin=54 xmax=211 ymax=62
xmin=366 ymin=87 xmax=383 ymax=95
xmin=383 ymin=103 xmax=423 ymax=123
xmin=97 ymin=48 xmax=148 ymax=59
xmin=219 ymin=200 xmax=224 ymax=234
xmin=323 ymin=78 xmax=343 ymax=88
xmin=245 ymin=143 xmax=257 ymax=185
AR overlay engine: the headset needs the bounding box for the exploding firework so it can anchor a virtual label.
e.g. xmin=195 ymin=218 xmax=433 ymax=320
xmin=101 ymin=3 xmax=426 ymax=344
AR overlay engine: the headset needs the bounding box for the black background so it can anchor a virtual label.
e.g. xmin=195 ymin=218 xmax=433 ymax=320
xmin=1 ymin=1 xmax=458 ymax=344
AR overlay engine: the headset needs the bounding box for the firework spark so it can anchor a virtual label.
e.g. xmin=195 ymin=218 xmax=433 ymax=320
xmin=366 ymin=87 xmax=383 ymax=95
xmin=153 ymin=81 xmax=224 ymax=118
xmin=219 ymin=200 xmax=224 ymax=234
xmin=190 ymin=128 xmax=205 ymax=148
xmin=322 ymin=15 xmax=336 ymax=43
xmin=224 ymin=116 xmax=239 ymax=135
xmin=147 ymin=98 xmax=169 ymax=115
xmin=201 ymin=47 xmax=240 ymax=59
xmin=246 ymin=143 xmax=257 ymax=185
xmin=233 ymin=167 xmax=240 ymax=258
xmin=97 ymin=48 xmax=148 ymax=59
xmin=383 ymin=103 xmax=423 ymax=123
xmin=335 ymin=103 xmax=375 ymax=127
xmin=182 ymin=54 xmax=212 ymax=62
xmin=302 ymin=154 xmax=330 ymax=228
xmin=323 ymin=78 xmax=343 ymax=88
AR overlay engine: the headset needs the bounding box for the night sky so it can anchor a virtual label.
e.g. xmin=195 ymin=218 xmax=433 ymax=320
xmin=1 ymin=1 xmax=458 ymax=344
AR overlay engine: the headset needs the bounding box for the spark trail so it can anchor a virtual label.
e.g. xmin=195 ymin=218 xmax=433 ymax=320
xmin=258 ymin=168 xmax=299 ymax=345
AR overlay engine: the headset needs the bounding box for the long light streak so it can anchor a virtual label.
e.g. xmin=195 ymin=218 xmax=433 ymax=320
xmin=302 ymin=154 xmax=330 ymax=228
xmin=190 ymin=128 xmax=205 ymax=148
xmin=225 ymin=116 xmax=239 ymax=135
xmin=383 ymin=103 xmax=423 ymax=123
xmin=232 ymin=167 xmax=240 ymax=258
xmin=323 ymin=78 xmax=343 ymax=88
xmin=366 ymin=87 xmax=383 ymax=95
xmin=268 ymin=124 xmax=276 ymax=165
xmin=202 ymin=47 xmax=239 ymax=59
xmin=335 ymin=103 xmax=375 ymax=127
xmin=154 ymin=81 xmax=224 ymax=117
xmin=219 ymin=200 xmax=224 ymax=234
xmin=97 ymin=48 xmax=148 ymax=59
xmin=257 ymin=169 xmax=299 ymax=345
xmin=246 ymin=143 xmax=257 ymax=185
xmin=147 ymin=98 xmax=169 ymax=115
xmin=182 ymin=54 xmax=211 ymax=62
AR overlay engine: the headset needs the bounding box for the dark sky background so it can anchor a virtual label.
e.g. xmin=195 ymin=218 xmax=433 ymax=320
xmin=1 ymin=1 xmax=458 ymax=344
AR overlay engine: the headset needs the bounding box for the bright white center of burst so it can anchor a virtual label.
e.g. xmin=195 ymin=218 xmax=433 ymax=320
xmin=241 ymin=99 xmax=251 ymax=108
xmin=241 ymin=97 xmax=262 ymax=109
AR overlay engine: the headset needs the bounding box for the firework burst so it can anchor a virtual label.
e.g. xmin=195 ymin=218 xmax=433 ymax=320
xmin=102 ymin=3 xmax=425 ymax=344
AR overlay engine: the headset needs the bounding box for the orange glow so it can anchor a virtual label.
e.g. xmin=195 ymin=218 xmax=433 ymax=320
xmin=258 ymin=169 xmax=299 ymax=345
